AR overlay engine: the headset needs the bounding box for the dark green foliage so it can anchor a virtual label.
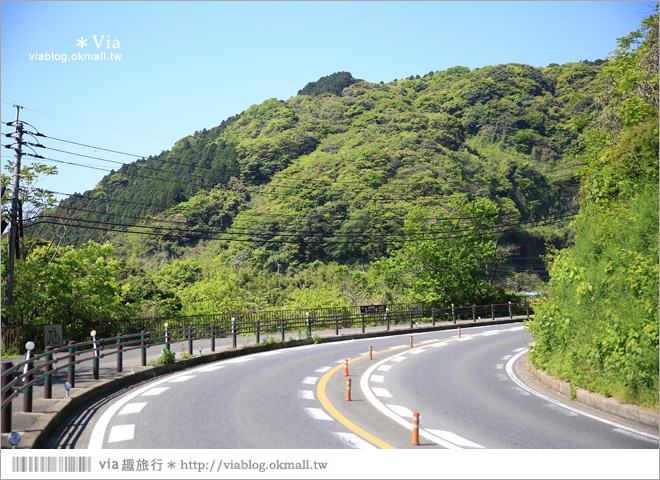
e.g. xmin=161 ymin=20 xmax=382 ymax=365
xmin=298 ymin=71 xmax=357 ymax=96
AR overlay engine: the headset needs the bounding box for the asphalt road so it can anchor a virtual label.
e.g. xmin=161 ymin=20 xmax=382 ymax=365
xmin=50 ymin=323 xmax=658 ymax=450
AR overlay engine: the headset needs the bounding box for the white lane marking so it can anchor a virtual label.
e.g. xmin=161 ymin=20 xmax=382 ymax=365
xmin=372 ymin=387 xmax=393 ymax=398
xmin=430 ymin=342 xmax=448 ymax=348
xmin=544 ymin=403 xmax=578 ymax=416
xmin=508 ymin=326 xmax=525 ymax=331
xmin=297 ymin=390 xmax=314 ymax=400
xmin=168 ymin=375 xmax=195 ymax=383
xmin=456 ymin=337 xmax=474 ymax=342
xmin=613 ymin=428 xmax=659 ymax=444
xmin=512 ymin=347 xmax=526 ymax=352
xmin=107 ymin=424 xmax=134 ymax=443
xmin=302 ymin=376 xmax=319 ymax=385
xmin=510 ymin=386 xmax=531 ymax=396
xmin=89 ymin=360 xmax=241 ymax=449
xmin=496 ymin=373 xmax=509 ymax=381
xmin=506 ymin=349 xmax=659 ymax=441
xmin=336 ymin=359 xmax=347 ymax=364
xmin=141 ymin=387 xmax=170 ymax=396
xmin=501 ymin=355 xmax=513 ymax=360
xmin=118 ymin=402 xmax=148 ymax=416
xmin=386 ymin=404 xmax=414 ymax=417
xmin=391 ymin=356 xmax=407 ymax=363
xmin=304 ymin=407 xmax=334 ymax=421
xmin=226 ymin=357 xmax=254 ymax=364
xmin=370 ymin=375 xmax=385 ymax=383
xmin=377 ymin=365 xmax=392 ymax=372
xmin=482 ymin=331 xmax=499 ymax=336
xmin=426 ymin=429 xmax=485 ymax=448
xmin=315 ymin=366 xmax=332 ymax=373
xmin=333 ymin=432 xmax=377 ymax=449
xmin=495 ymin=364 xmax=504 ymax=370
xmin=256 ymin=350 xmax=283 ymax=357
xmin=197 ymin=365 xmax=225 ymax=372
xmin=409 ymin=349 xmax=426 ymax=355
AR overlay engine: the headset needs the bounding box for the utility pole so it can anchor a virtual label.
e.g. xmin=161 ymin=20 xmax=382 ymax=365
xmin=4 ymin=104 xmax=23 ymax=310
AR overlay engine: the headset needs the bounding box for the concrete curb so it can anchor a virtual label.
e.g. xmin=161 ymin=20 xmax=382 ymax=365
xmin=526 ymin=357 xmax=659 ymax=430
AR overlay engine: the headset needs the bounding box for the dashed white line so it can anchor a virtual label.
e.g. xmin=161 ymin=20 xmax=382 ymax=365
xmin=333 ymin=432 xmax=377 ymax=449
xmin=197 ymin=365 xmax=225 ymax=372
xmin=495 ymin=364 xmax=504 ymax=370
xmin=304 ymin=407 xmax=334 ymax=421
xmin=386 ymin=404 xmax=414 ymax=417
xmin=297 ymin=390 xmax=315 ymax=400
xmin=141 ymin=387 xmax=170 ymax=396
xmin=107 ymin=424 xmax=135 ymax=443
xmin=370 ymin=375 xmax=385 ymax=383
xmin=226 ymin=357 xmax=254 ymax=364
xmin=118 ymin=402 xmax=148 ymax=416
xmin=372 ymin=387 xmax=393 ymax=398
xmin=315 ymin=366 xmax=332 ymax=373
xmin=391 ymin=356 xmax=407 ymax=363
xmin=501 ymin=354 xmax=513 ymax=360
xmin=482 ymin=331 xmax=499 ymax=336
xmin=425 ymin=429 xmax=485 ymax=448
xmin=376 ymin=364 xmax=392 ymax=372
xmin=302 ymin=376 xmax=319 ymax=385
xmin=409 ymin=349 xmax=426 ymax=355
xmin=168 ymin=375 xmax=195 ymax=383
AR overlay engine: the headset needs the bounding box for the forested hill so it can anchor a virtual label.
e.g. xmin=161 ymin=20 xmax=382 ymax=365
xmin=45 ymin=62 xmax=604 ymax=273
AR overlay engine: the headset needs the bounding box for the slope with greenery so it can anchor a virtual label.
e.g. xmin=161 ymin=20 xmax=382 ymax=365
xmin=527 ymin=11 xmax=659 ymax=408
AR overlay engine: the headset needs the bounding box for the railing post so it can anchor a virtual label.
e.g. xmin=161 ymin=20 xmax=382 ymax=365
xmin=91 ymin=330 xmax=99 ymax=380
xmin=431 ymin=308 xmax=435 ymax=326
xmin=1 ymin=360 xmax=13 ymax=433
xmin=361 ymin=314 xmax=365 ymax=334
xmin=23 ymin=355 xmax=33 ymax=413
xmin=141 ymin=330 xmax=147 ymax=367
xmin=334 ymin=316 xmax=339 ymax=336
xmin=211 ymin=324 xmax=216 ymax=351
xmin=232 ymin=317 xmax=237 ymax=349
xmin=188 ymin=325 xmax=193 ymax=355
xmin=68 ymin=340 xmax=76 ymax=388
xmin=44 ymin=346 xmax=53 ymax=398
xmin=452 ymin=304 xmax=456 ymax=324
xmin=165 ymin=323 xmax=170 ymax=351
xmin=472 ymin=305 xmax=476 ymax=322
xmin=281 ymin=318 xmax=285 ymax=342
xmin=409 ymin=311 xmax=413 ymax=329
xmin=509 ymin=301 xmax=513 ymax=319
xmin=307 ymin=312 xmax=312 ymax=338
xmin=526 ymin=300 xmax=530 ymax=319
xmin=491 ymin=304 xmax=495 ymax=320
xmin=385 ymin=308 xmax=390 ymax=331
xmin=255 ymin=321 xmax=260 ymax=345
xmin=116 ymin=334 xmax=123 ymax=373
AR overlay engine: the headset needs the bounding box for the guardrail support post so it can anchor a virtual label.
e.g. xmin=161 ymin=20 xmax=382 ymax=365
xmin=1 ymin=360 xmax=12 ymax=433
xmin=188 ymin=325 xmax=193 ymax=355
xmin=280 ymin=318 xmax=285 ymax=342
xmin=23 ymin=355 xmax=33 ymax=413
xmin=526 ymin=300 xmax=530 ymax=319
xmin=307 ymin=312 xmax=312 ymax=338
xmin=141 ymin=330 xmax=147 ymax=366
xmin=44 ymin=346 xmax=53 ymax=398
xmin=68 ymin=340 xmax=76 ymax=388
xmin=386 ymin=309 xmax=390 ymax=331
xmin=255 ymin=321 xmax=260 ymax=345
xmin=409 ymin=311 xmax=413 ymax=329
xmin=232 ymin=317 xmax=237 ymax=349
xmin=452 ymin=304 xmax=456 ymax=324
xmin=116 ymin=334 xmax=123 ymax=373
xmin=361 ymin=314 xmax=365 ymax=334
xmin=491 ymin=304 xmax=495 ymax=320
xmin=165 ymin=324 xmax=170 ymax=351
xmin=472 ymin=305 xmax=476 ymax=322
xmin=211 ymin=325 xmax=216 ymax=351
xmin=334 ymin=316 xmax=339 ymax=336
xmin=509 ymin=301 xmax=513 ymax=319
xmin=431 ymin=308 xmax=435 ymax=326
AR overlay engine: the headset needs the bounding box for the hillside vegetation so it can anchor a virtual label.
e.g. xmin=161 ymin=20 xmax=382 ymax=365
xmin=528 ymin=12 xmax=659 ymax=408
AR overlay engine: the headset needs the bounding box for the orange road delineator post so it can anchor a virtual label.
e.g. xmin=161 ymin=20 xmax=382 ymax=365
xmin=344 ymin=358 xmax=349 ymax=376
xmin=369 ymin=345 xmax=373 ymax=360
xmin=410 ymin=335 xmax=413 ymax=348
xmin=412 ymin=412 xmax=420 ymax=445
xmin=346 ymin=378 xmax=352 ymax=401
xmin=458 ymin=327 xmax=461 ymax=338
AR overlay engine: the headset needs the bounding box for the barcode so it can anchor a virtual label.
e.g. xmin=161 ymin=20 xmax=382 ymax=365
xmin=12 ymin=456 xmax=91 ymax=473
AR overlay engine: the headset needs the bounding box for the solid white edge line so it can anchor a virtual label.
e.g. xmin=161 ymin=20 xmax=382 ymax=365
xmin=505 ymin=349 xmax=659 ymax=442
xmin=359 ymin=346 xmax=461 ymax=449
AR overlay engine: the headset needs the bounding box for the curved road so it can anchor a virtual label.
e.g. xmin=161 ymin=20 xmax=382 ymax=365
xmin=59 ymin=323 xmax=657 ymax=450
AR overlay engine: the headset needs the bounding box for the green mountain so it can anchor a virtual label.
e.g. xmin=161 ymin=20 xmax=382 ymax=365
xmin=45 ymin=62 xmax=604 ymax=279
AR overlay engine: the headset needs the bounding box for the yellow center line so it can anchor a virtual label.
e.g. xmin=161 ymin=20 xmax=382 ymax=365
xmin=315 ymin=329 xmax=500 ymax=449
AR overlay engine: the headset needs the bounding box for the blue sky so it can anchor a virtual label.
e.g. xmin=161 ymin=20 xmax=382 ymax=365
xmin=1 ymin=1 xmax=656 ymax=198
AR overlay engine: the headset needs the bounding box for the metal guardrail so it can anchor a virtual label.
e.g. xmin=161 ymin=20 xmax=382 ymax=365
xmin=1 ymin=301 xmax=531 ymax=433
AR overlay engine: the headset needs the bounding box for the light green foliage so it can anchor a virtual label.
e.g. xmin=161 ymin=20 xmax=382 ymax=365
xmin=529 ymin=11 xmax=659 ymax=407
xmin=157 ymin=348 xmax=175 ymax=365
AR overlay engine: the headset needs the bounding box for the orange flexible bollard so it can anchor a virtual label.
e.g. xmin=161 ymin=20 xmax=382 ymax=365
xmin=369 ymin=345 xmax=373 ymax=360
xmin=410 ymin=335 xmax=413 ymax=348
xmin=344 ymin=358 xmax=349 ymax=376
xmin=412 ymin=411 xmax=420 ymax=445
xmin=458 ymin=327 xmax=461 ymax=338
xmin=346 ymin=378 xmax=351 ymax=401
